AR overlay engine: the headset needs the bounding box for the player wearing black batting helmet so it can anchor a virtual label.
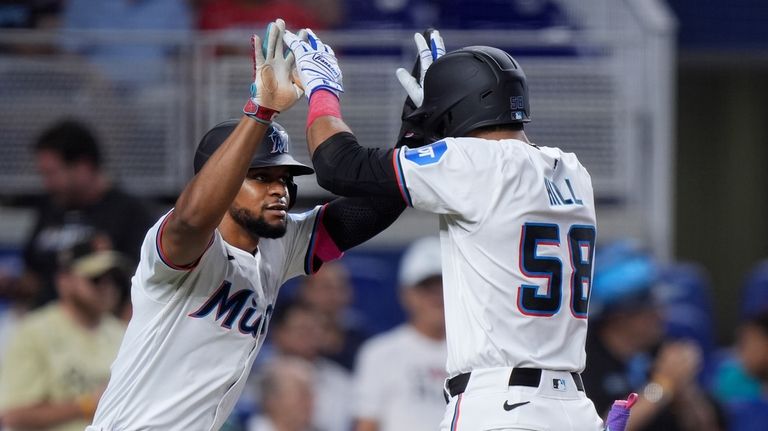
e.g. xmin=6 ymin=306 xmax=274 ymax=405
xmin=288 ymin=23 xmax=640 ymax=430
xmin=194 ymin=120 xmax=313 ymax=209
xmin=408 ymin=46 xmax=531 ymax=144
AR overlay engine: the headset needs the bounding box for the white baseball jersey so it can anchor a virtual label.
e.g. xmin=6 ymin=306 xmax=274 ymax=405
xmin=354 ymin=324 xmax=448 ymax=431
xmin=393 ymin=137 xmax=597 ymax=376
xmin=89 ymin=206 xmax=333 ymax=431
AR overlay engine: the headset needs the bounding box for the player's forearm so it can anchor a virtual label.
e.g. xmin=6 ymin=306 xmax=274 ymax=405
xmin=306 ymin=90 xmax=351 ymax=157
xmin=2 ymin=401 xmax=86 ymax=428
xmin=307 ymin=115 xmax=351 ymax=156
xmin=174 ymin=116 xmax=267 ymax=231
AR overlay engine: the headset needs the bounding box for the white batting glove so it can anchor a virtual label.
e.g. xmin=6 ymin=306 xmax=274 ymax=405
xmin=243 ymin=19 xmax=303 ymax=123
xmin=283 ymin=28 xmax=343 ymax=98
xmin=395 ymin=30 xmax=445 ymax=107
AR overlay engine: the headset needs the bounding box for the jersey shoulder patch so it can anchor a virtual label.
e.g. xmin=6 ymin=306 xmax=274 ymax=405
xmin=403 ymin=140 xmax=448 ymax=166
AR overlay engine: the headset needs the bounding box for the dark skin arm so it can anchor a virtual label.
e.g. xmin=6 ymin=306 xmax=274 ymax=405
xmin=161 ymin=116 xmax=268 ymax=266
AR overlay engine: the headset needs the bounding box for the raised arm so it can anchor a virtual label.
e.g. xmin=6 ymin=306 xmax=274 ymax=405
xmin=162 ymin=20 xmax=302 ymax=267
xmin=284 ymin=28 xmax=445 ymax=198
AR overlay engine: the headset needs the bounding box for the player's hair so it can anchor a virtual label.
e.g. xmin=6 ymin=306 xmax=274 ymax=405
xmin=34 ymin=119 xmax=102 ymax=168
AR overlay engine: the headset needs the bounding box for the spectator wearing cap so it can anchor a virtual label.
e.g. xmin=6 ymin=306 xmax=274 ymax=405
xmin=582 ymin=241 xmax=724 ymax=431
xmin=353 ymin=236 xmax=447 ymax=431
xmin=0 ymin=235 xmax=129 ymax=431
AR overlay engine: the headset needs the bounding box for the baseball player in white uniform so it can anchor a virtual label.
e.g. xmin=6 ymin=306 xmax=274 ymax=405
xmin=284 ymin=26 xmax=617 ymax=430
xmin=88 ymin=20 xmax=406 ymax=430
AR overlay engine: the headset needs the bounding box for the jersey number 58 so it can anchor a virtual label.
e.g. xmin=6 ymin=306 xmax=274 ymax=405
xmin=518 ymin=223 xmax=596 ymax=319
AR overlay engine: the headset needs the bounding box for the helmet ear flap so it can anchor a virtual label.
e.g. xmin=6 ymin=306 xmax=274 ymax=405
xmin=287 ymin=179 xmax=298 ymax=210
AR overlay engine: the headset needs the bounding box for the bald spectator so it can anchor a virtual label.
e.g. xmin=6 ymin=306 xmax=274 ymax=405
xmin=248 ymin=357 xmax=317 ymax=431
xmin=296 ymin=261 xmax=368 ymax=369
xmin=270 ymin=301 xmax=353 ymax=431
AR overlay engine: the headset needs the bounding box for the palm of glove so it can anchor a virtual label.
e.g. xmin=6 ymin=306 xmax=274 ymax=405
xmin=245 ymin=19 xmax=303 ymax=115
xmin=283 ymin=29 xmax=343 ymax=98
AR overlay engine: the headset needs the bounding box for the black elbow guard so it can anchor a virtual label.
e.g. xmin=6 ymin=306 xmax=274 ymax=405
xmin=312 ymin=132 xmax=403 ymax=199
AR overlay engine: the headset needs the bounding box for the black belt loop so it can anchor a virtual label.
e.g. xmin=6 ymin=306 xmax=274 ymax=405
xmin=447 ymin=368 xmax=585 ymax=397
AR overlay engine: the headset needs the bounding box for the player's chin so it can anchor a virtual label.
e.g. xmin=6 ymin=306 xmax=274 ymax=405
xmin=258 ymin=218 xmax=288 ymax=239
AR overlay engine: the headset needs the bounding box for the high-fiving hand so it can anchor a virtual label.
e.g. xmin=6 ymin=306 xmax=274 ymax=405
xmin=243 ymin=19 xmax=303 ymax=123
xmin=395 ymin=30 xmax=445 ymax=108
xmin=283 ymin=28 xmax=344 ymax=98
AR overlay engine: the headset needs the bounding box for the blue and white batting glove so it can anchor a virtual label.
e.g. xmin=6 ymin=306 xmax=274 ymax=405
xmin=243 ymin=19 xmax=303 ymax=124
xmin=395 ymin=30 xmax=445 ymax=107
xmin=283 ymin=28 xmax=343 ymax=98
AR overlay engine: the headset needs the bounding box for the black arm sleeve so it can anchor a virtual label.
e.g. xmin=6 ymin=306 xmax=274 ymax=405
xmin=321 ymin=196 xmax=406 ymax=252
xmin=312 ymin=132 xmax=403 ymax=199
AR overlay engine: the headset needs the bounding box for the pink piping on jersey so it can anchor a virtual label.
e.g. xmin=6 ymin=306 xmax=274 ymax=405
xmin=156 ymin=210 xmax=214 ymax=271
xmin=450 ymin=393 xmax=463 ymax=431
xmin=304 ymin=204 xmax=343 ymax=274
xmin=391 ymin=149 xmax=412 ymax=206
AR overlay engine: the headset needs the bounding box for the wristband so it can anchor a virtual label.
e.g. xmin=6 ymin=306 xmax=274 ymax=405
xmin=243 ymin=100 xmax=279 ymax=125
xmin=307 ymin=89 xmax=342 ymax=129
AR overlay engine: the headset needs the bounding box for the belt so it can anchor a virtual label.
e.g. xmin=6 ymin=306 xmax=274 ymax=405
xmin=447 ymin=368 xmax=584 ymax=397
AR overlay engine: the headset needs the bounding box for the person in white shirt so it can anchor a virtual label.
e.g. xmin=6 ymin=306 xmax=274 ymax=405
xmin=354 ymin=236 xmax=447 ymax=431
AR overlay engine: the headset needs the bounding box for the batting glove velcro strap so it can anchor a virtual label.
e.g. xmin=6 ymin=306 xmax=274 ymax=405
xmin=284 ymin=28 xmax=343 ymax=98
xmin=243 ymin=98 xmax=279 ymax=125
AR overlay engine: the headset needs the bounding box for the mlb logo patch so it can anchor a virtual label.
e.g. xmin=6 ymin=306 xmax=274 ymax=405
xmin=552 ymin=378 xmax=567 ymax=391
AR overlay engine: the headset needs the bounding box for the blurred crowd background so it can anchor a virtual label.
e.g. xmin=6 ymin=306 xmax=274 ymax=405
xmin=0 ymin=0 xmax=767 ymax=430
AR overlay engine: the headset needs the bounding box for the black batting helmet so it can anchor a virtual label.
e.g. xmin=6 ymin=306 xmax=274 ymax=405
xmin=406 ymin=46 xmax=530 ymax=143
xmin=194 ymin=120 xmax=313 ymax=209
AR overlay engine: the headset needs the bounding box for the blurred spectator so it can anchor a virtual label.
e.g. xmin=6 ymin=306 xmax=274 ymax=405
xmin=353 ymin=237 xmax=446 ymax=431
xmin=270 ymin=301 xmax=353 ymax=431
xmin=0 ymin=235 xmax=128 ymax=431
xmin=296 ymin=261 xmax=368 ymax=370
xmin=712 ymin=310 xmax=768 ymax=431
xmin=60 ymin=0 xmax=192 ymax=88
xmin=197 ymin=0 xmax=339 ymax=31
xmin=582 ymin=242 xmax=725 ymax=431
xmin=23 ymin=119 xmax=152 ymax=308
xmin=247 ymin=357 xmax=317 ymax=431
xmin=714 ymin=309 xmax=768 ymax=403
